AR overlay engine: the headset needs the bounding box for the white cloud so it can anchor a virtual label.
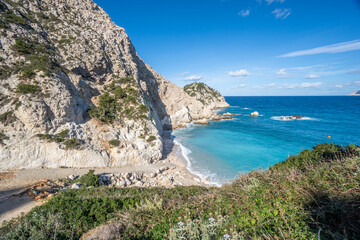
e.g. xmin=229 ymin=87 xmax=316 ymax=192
xmin=184 ymin=75 xmax=203 ymax=81
xmin=279 ymin=39 xmax=360 ymax=58
xmin=279 ymin=82 xmax=323 ymax=89
xmin=253 ymin=83 xmax=276 ymax=89
xmin=228 ymin=69 xmax=250 ymax=78
xmin=266 ymin=0 xmax=285 ymax=4
xmin=178 ymin=72 xmax=189 ymax=76
xmin=334 ymin=80 xmax=360 ymax=88
xmin=272 ymin=8 xmax=291 ymax=19
xmin=224 ymin=84 xmax=246 ymax=90
xmin=238 ymin=9 xmax=250 ymax=17
xmin=275 ymin=68 xmax=292 ymax=78
xmin=305 ymin=74 xmax=320 ymax=79
xmin=348 ymin=69 xmax=360 ymax=74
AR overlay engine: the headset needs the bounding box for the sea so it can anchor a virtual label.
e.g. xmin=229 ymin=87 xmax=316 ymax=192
xmin=172 ymin=96 xmax=360 ymax=185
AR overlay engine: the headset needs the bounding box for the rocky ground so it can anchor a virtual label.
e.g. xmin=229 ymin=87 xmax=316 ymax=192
xmin=0 ymin=132 xmax=211 ymax=225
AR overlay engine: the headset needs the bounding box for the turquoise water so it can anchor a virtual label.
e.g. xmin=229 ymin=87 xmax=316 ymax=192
xmin=173 ymin=96 xmax=360 ymax=185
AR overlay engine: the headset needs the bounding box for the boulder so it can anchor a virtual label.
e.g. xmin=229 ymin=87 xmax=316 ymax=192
xmin=71 ymin=183 xmax=81 ymax=189
xmin=250 ymin=111 xmax=259 ymax=117
xmin=222 ymin=112 xmax=235 ymax=117
xmin=194 ymin=118 xmax=210 ymax=125
xmin=68 ymin=175 xmax=78 ymax=180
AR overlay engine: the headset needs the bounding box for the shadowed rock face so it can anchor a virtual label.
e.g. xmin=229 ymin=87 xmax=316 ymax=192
xmin=0 ymin=0 xmax=228 ymax=169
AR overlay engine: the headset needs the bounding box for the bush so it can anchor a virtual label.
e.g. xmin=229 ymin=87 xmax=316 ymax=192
xmin=0 ymin=131 xmax=9 ymax=145
xmin=63 ymin=138 xmax=79 ymax=149
xmin=2 ymin=144 xmax=359 ymax=239
xmin=77 ymin=170 xmax=99 ymax=187
xmin=89 ymin=77 xmax=145 ymax=123
xmin=12 ymin=39 xmax=33 ymax=55
xmin=15 ymin=83 xmax=41 ymax=94
xmin=108 ymin=139 xmax=120 ymax=147
xmin=146 ymin=135 xmax=156 ymax=142
xmin=0 ymin=111 xmax=16 ymax=126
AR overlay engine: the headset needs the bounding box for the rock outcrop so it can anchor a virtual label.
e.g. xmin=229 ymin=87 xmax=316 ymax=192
xmin=184 ymin=82 xmax=229 ymax=110
xmin=0 ymin=0 xmax=228 ymax=169
xmin=349 ymin=90 xmax=360 ymax=96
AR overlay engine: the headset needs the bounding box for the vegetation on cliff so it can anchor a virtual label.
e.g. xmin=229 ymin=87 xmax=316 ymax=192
xmin=88 ymin=76 xmax=149 ymax=123
xmin=1 ymin=143 xmax=359 ymax=239
xmin=184 ymin=82 xmax=222 ymax=105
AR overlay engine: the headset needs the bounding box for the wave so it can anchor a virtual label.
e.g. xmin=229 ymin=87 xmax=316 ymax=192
xmin=271 ymin=116 xmax=318 ymax=121
xmin=173 ymin=138 xmax=222 ymax=186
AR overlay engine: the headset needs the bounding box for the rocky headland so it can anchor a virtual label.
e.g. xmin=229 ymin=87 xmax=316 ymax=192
xmin=0 ymin=0 xmax=228 ymax=170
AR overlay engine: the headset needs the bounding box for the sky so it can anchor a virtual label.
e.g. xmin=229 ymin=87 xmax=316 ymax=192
xmin=94 ymin=0 xmax=360 ymax=96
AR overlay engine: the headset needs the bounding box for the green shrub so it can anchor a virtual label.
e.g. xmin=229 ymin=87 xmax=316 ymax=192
xmin=3 ymin=141 xmax=358 ymax=239
xmin=3 ymin=11 xmax=28 ymax=26
xmin=56 ymin=129 xmax=69 ymax=139
xmin=108 ymin=139 xmax=120 ymax=147
xmin=15 ymin=83 xmax=41 ymax=94
xmin=0 ymin=131 xmax=9 ymax=145
xmin=77 ymin=170 xmax=99 ymax=187
xmin=0 ymin=111 xmax=16 ymax=126
xmin=12 ymin=39 xmax=33 ymax=55
xmin=89 ymin=77 xmax=145 ymax=123
xmin=146 ymin=135 xmax=156 ymax=142
xmin=63 ymin=138 xmax=79 ymax=149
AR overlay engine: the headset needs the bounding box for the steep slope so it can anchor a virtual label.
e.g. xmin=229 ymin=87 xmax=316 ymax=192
xmin=0 ymin=0 xmax=228 ymax=169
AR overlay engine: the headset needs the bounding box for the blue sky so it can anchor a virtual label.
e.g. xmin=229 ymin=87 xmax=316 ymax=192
xmin=94 ymin=0 xmax=360 ymax=96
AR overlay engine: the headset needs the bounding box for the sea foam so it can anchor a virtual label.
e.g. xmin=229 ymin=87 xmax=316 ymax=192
xmin=271 ymin=116 xmax=318 ymax=121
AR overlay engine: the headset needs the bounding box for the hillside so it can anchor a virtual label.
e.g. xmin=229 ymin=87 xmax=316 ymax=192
xmin=184 ymin=82 xmax=230 ymax=109
xmin=0 ymin=0 xmax=228 ymax=169
xmin=1 ymin=143 xmax=359 ymax=239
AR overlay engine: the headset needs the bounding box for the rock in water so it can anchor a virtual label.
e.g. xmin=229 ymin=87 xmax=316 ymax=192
xmin=0 ymin=0 xmax=229 ymax=170
xmin=195 ymin=119 xmax=210 ymax=125
xmin=250 ymin=111 xmax=260 ymax=117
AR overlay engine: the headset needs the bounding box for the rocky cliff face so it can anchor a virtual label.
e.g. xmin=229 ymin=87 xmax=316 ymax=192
xmin=0 ymin=0 xmax=228 ymax=169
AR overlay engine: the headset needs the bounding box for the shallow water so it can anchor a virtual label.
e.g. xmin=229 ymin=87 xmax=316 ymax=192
xmin=173 ymin=96 xmax=360 ymax=185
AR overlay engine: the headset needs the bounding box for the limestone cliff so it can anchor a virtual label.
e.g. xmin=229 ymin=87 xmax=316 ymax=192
xmin=0 ymin=0 xmax=228 ymax=169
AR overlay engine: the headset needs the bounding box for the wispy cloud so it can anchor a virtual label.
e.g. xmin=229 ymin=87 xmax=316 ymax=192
xmin=279 ymin=39 xmax=360 ymax=58
xmin=238 ymin=9 xmax=250 ymax=17
xmin=279 ymin=82 xmax=323 ymax=89
xmin=348 ymin=69 xmax=360 ymax=74
xmin=184 ymin=75 xmax=203 ymax=81
xmin=266 ymin=0 xmax=285 ymax=4
xmin=253 ymin=82 xmax=323 ymax=89
xmin=224 ymin=84 xmax=246 ymax=90
xmin=228 ymin=69 xmax=250 ymax=78
xmin=272 ymin=8 xmax=291 ymax=19
xmin=305 ymin=74 xmax=320 ymax=79
xmin=334 ymin=80 xmax=360 ymax=88
xmin=178 ymin=72 xmax=189 ymax=76
xmin=253 ymin=83 xmax=276 ymax=89
xmin=275 ymin=68 xmax=292 ymax=78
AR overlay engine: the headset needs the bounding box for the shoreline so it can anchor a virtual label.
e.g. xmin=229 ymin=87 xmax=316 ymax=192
xmin=0 ymin=132 xmax=212 ymax=225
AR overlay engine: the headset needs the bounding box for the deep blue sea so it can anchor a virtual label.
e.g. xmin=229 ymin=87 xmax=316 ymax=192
xmin=173 ymin=96 xmax=360 ymax=185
